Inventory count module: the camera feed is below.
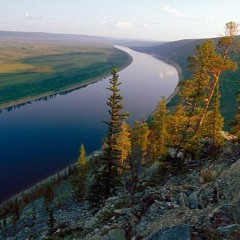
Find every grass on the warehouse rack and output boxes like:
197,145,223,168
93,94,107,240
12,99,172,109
0,39,131,108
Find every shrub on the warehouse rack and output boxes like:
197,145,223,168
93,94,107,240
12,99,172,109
200,168,218,183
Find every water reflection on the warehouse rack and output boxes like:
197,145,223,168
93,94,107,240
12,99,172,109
0,46,178,203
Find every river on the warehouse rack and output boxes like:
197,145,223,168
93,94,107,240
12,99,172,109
0,46,178,203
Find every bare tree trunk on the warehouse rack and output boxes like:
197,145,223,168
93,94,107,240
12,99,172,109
195,73,220,136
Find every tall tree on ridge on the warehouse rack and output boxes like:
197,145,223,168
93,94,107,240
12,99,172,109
95,66,129,203
175,21,239,155
194,21,239,136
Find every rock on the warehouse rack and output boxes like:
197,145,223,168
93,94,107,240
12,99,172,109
177,193,189,208
145,224,191,240
188,190,203,209
103,228,126,240
84,216,98,229
217,224,240,235
209,204,240,226
114,208,132,217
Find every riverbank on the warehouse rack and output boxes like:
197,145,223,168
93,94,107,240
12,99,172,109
0,48,133,112
0,46,179,206
149,53,183,105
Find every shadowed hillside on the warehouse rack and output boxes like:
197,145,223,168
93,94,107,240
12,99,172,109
131,37,240,129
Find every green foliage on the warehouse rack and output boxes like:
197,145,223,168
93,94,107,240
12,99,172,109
75,144,88,201
150,97,168,158
88,67,128,207
131,121,150,163
230,90,240,139
117,122,132,173
0,40,131,108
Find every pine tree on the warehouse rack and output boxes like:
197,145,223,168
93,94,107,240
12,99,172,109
89,66,128,206
202,84,224,147
117,122,131,174
175,22,239,156
193,21,239,135
167,104,187,148
150,97,168,158
132,121,150,163
76,143,87,201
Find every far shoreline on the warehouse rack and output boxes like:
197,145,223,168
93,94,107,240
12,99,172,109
0,50,133,112
0,48,182,206
149,53,183,105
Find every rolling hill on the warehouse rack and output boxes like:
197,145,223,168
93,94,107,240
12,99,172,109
131,37,240,130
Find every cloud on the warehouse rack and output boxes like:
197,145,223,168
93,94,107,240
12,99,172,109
117,21,132,29
159,69,176,79
201,15,216,22
24,12,43,20
164,5,216,22
164,5,189,19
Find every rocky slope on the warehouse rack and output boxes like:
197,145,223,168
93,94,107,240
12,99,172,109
1,142,240,240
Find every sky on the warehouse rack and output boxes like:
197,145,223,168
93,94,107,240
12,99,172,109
1,0,240,41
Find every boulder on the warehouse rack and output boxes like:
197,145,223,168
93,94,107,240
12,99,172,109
217,224,240,235
177,192,189,208
144,224,191,240
103,228,126,240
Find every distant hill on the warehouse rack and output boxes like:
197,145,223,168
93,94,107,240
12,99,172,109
0,31,163,47
0,30,111,43
131,37,240,130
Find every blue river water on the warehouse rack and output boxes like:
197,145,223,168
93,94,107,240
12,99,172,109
0,46,178,203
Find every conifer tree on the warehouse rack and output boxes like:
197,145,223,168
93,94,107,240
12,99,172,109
47,208,55,236
175,22,239,155
132,121,150,163
193,21,239,135
76,143,87,201
167,104,187,148
89,66,128,205
150,97,168,158
203,84,224,147
77,144,87,170
231,90,240,139
117,122,131,173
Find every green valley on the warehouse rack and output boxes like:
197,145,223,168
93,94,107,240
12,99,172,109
0,38,132,108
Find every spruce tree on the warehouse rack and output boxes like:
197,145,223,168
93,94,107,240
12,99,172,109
89,66,128,206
